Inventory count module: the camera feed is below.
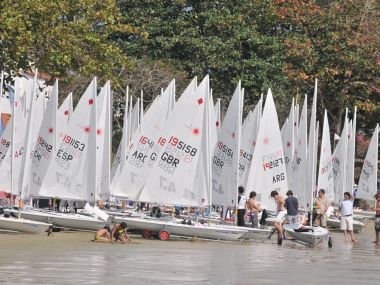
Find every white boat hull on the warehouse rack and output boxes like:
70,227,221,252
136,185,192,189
0,216,52,234
284,225,329,246
114,216,247,241
8,210,109,231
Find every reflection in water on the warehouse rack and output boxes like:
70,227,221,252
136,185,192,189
0,223,379,285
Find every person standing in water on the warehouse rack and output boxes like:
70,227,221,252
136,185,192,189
373,193,380,244
339,192,357,243
284,190,299,224
246,191,260,228
271,190,285,245
314,189,330,228
237,186,247,227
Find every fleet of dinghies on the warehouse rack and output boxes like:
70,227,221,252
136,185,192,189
0,70,378,245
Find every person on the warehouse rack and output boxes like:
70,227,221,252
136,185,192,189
372,193,380,244
313,189,330,228
284,190,298,224
339,192,357,243
271,190,286,245
111,222,131,244
237,186,247,227
246,191,260,228
94,226,112,243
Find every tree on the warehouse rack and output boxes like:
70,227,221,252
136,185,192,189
114,0,289,115
272,0,380,134
0,0,136,89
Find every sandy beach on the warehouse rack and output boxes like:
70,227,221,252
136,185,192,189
0,221,379,285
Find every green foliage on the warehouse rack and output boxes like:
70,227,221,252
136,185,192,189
272,0,380,133
114,0,289,115
0,0,135,89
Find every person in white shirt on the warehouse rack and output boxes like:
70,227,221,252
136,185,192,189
237,186,247,227
339,192,357,243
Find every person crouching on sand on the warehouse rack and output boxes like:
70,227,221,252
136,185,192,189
111,222,131,244
94,226,112,243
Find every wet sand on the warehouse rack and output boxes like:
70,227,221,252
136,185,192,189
0,222,379,285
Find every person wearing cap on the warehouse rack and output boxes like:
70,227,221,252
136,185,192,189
94,226,112,243
111,222,131,244
339,192,357,243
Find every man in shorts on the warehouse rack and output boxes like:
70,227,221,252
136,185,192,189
314,189,330,227
373,193,380,244
111,222,131,244
284,190,298,224
271,190,285,245
339,192,357,243
246,191,260,228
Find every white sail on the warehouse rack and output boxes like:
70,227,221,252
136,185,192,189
306,79,318,207
39,78,97,201
317,110,334,201
26,80,59,198
214,98,221,132
283,99,295,189
346,107,356,194
292,97,308,209
111,88,130,180
356,125,378,201
0,80,27,195
239,99,261,188
110,80,176,199
245,89,288,212
138,76,208,206
21,78,50,197
332,111,348,203
57,92,73,143
96,81,112,199
212,82,243,207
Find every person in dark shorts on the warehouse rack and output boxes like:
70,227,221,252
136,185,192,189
111,222,131,244
246,191,260,228
237,186,247,227
373,194,380,244
285,190,299,224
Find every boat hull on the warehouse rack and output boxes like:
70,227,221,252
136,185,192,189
7,210,109,231
0,216,52,234
284,225,329,246
114,216,247,241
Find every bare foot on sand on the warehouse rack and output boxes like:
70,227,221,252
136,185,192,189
351,240,357,244
371,241,380,244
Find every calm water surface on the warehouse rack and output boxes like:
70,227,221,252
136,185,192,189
0,222,379,285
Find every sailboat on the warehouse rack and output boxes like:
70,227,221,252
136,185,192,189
13,79,110,231
0,77,52,234
113,77,248,241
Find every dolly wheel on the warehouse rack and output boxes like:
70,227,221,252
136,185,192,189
158,230,170,241
142,229,152,239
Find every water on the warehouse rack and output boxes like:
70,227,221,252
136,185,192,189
0,222,379,285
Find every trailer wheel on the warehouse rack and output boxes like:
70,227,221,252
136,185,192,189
158,230,170,241
142,229,152,239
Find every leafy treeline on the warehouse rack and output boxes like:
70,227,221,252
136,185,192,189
1,0,379,134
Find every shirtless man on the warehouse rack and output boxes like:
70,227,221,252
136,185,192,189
373,193,380,244
94,226,112,243
246,191,260,228
111,222,131,244
271,190,285,245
